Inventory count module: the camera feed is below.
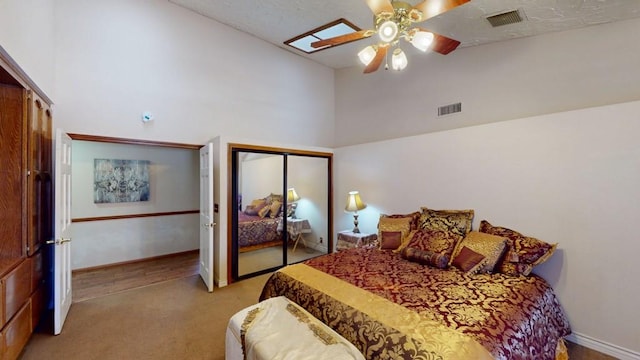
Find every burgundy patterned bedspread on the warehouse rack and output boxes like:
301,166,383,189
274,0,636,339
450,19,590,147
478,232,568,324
238,211,282,248
263,248,571,360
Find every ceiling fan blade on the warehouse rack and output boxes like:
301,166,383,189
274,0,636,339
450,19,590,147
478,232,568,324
414,28,461,54
363,46,388,74
311,30,374,49
430,33,461,54
365,0,394,14
413,0,470,22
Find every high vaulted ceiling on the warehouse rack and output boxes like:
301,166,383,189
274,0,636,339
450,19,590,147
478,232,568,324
168,0,640,69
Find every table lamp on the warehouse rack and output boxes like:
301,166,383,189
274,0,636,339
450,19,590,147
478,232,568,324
345,191,366,233
287,188,300,218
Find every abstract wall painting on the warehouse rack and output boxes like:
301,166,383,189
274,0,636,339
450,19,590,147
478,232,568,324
94,159,151,203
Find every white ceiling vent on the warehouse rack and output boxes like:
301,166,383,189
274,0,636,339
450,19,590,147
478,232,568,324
486,9,525,27
438,102,462,116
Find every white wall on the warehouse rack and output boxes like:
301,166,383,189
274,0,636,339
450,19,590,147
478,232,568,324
71,141,199,269
335,17,640,147
52,0,335,147
334,101,640,358
0,0,55,97
241,155,284,206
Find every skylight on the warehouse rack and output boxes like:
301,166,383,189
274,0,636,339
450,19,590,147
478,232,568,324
284,18,361,54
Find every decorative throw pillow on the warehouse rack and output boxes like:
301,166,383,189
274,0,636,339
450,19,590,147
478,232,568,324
265,193,283,205
452,246,487,274
244,199,267,216
418,207,474,238
479,220,557,276
403,229,463,260
258,205,270,218
377,216,412,250
400,247,449,269
379,231,403,251
380,211,421,230
499,262,534,277
268,200,282,219
244,205,257,215
452,231,507,273
250,198,267,207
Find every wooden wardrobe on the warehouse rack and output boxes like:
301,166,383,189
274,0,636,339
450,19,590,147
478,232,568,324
0,51,52,360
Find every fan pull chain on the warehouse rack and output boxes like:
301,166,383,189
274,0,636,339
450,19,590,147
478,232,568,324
384,48,390,70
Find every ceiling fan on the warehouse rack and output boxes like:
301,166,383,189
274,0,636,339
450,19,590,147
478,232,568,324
311,0,469,73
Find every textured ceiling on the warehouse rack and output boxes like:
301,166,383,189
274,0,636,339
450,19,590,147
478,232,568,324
168,0,640,69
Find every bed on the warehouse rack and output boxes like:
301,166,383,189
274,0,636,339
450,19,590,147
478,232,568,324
257,209,571,360
238,194,284,252
238,211,283,252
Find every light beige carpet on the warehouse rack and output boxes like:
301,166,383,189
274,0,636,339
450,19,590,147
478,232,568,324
20,273,272,360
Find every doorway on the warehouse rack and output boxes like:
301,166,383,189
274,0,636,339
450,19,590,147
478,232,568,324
67,134,203,299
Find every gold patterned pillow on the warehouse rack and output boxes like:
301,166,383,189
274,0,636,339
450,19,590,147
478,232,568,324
268,200,282,218
377,216,412,250
380,212,421,230
265,193,283,204
418,207,474,238
245,199,267,216
403,229,463,261
258,204,270,218
479,220,557,276
452,231,507,273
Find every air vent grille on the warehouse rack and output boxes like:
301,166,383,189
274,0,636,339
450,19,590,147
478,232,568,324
486,10,523,27
438,102,462,116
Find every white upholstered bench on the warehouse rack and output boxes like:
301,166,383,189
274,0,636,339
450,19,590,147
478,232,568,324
225,296,364,360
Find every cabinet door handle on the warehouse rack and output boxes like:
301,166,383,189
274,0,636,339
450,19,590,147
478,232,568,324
46,238,72,245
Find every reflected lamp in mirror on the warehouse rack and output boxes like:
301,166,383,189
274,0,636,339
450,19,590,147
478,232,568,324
345,191,366,233
287,188,300,218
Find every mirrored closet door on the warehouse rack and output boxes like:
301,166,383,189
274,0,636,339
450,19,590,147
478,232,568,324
231,145,332,281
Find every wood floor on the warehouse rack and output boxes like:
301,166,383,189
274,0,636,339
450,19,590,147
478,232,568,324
71,251,617,360
72,250,199,302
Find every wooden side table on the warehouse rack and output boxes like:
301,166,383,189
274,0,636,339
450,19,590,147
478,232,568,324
336,231,377,252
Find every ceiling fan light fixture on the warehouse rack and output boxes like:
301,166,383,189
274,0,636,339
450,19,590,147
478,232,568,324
391,48,408,71
410,30,434,52
358,45,377,66
378,20,398,43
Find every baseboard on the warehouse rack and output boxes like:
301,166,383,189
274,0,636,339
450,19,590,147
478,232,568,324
567,332,640,360
73,249,199,273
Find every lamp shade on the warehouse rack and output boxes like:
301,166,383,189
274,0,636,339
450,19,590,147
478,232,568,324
358,45,377,66
410,31,434,52
345,191,366,212
287,188,300,202
391,48,408,71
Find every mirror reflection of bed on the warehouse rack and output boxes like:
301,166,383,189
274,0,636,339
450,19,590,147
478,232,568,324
233,149,331,279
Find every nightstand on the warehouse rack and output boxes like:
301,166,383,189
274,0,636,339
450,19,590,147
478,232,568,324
336,230,377,252
278,218,312,252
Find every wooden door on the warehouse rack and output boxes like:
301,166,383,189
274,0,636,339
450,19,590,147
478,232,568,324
0,85,25,259
199,143,214,292
26,92,52,256
53,129,72,334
